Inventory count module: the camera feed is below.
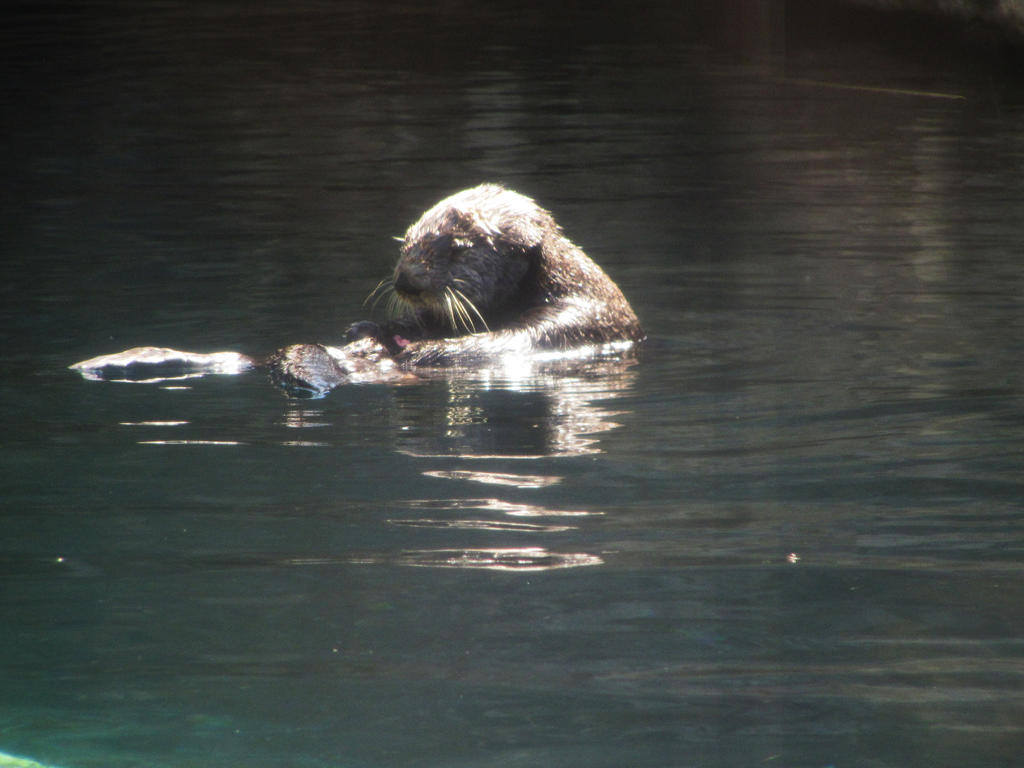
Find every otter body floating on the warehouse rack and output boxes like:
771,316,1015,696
71,184,644,397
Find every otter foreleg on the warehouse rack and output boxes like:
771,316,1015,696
266,337,415,397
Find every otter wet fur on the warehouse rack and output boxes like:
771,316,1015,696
71,184,645,396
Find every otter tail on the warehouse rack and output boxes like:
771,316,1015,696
69,346,256,383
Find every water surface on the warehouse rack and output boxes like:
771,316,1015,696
3,2,1024,767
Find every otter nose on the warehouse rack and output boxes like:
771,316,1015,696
394,269,425,298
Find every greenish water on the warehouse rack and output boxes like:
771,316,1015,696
3,2,1024,767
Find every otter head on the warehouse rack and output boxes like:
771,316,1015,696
374,184,557,334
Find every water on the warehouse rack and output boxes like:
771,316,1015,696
3,2,1024,766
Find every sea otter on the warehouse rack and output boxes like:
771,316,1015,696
71,184,644,396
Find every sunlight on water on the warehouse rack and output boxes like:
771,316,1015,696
396,497,600,518
394,547,604,571
421,469,562,488
388,518,577,533
136,439,245,446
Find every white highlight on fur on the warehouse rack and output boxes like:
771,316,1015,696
69,347,253,379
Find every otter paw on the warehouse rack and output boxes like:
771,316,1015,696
266,344,349,398
343,321,382,343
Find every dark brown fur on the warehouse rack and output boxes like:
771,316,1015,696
351,183,644,367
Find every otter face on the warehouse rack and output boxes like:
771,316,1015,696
392,233,531,326
375,184,555,335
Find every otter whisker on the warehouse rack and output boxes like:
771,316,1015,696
365,278,394,310
443,287,462,332
442,292,460,333
447,288,475,334
386,292,407,322
372,290,394,313
451,287,490,333
450,286,482,334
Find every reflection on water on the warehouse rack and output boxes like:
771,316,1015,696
376,362,639,570
136,439,244,446
396,496,599,518
272,547,602,571
421,469,561,488
392,360,639,459
355,365,637,571
388,518,576,533
118,420,190,427
394,547,604,571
